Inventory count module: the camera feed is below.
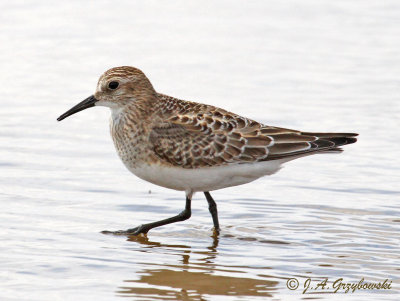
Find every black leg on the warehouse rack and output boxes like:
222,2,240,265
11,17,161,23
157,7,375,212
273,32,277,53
102,196,192,235
204,191,220,232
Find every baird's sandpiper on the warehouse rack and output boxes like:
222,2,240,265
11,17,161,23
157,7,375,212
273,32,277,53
57,66,357,235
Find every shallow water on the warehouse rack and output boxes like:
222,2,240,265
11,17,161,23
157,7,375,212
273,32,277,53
1,0,399,300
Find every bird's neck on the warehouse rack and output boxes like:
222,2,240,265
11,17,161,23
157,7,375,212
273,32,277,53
111,93,159,125
109,95,162,149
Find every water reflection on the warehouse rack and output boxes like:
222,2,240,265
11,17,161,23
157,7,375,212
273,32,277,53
117,235,278,300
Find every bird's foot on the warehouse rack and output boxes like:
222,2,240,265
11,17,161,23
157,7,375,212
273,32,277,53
101,224,148,236
212,227,220,236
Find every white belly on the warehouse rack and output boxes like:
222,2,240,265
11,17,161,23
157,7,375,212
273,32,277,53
125,160,284,192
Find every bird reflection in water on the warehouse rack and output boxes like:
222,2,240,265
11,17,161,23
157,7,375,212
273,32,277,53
116,234,278,300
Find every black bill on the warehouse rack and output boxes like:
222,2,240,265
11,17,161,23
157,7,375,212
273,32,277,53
57,95,98,121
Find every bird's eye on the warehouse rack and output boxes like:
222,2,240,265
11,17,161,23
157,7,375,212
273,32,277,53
108,81,119,90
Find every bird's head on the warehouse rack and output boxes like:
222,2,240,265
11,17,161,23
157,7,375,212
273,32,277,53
57,66,156,121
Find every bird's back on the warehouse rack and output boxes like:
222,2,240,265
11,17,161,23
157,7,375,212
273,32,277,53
150,93,357,169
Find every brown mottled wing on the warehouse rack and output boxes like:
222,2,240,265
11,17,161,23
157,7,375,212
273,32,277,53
149,110,357,168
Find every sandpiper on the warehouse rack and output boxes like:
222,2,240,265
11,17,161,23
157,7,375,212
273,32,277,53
57,66,357,235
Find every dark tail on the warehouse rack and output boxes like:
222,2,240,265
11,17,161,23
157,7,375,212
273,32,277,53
302,132,358,152
265,132,358,161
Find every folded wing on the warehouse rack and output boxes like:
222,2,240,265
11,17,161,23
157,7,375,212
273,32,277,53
149,108,357,168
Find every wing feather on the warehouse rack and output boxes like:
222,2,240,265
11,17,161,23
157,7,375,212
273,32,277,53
149,109,357,168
